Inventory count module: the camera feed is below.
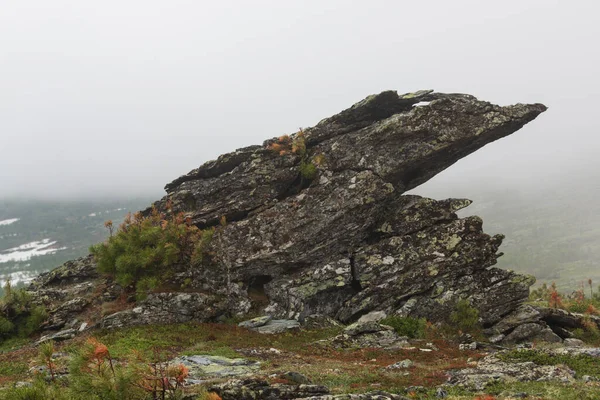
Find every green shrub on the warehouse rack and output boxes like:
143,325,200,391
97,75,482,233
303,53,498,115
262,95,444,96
449,298,480,333
380,316,427,338
90,206,214,298
299,160,317,180
0,281,47,340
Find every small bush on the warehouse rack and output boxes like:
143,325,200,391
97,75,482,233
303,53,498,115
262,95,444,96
0,281,47,340
90,205,214,298
449,299,480,334
299,161,317,180
380,316,427,338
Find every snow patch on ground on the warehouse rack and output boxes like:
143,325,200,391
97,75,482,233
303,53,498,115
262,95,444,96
0,239,68,263
0,270,37,286
0,218,20,226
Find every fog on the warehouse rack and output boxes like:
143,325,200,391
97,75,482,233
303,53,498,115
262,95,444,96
1,0,599,199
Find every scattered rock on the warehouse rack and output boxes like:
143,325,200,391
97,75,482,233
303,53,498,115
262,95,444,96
301,392,410,400
210,378,329,400
447,353,576,390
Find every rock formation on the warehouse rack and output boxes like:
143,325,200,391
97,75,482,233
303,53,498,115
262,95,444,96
28,89,565,344
147,89,546,327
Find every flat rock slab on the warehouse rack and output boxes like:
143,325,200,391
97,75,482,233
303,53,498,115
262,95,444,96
36,328,77,345
171,355,260,379
251,319,301,334
239,315,272,329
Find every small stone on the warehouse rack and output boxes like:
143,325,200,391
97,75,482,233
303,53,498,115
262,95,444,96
78,322,88,332
459,342,477,351
386,359,414,369
357,311,387,324
564,338,584,347
436,387,448,398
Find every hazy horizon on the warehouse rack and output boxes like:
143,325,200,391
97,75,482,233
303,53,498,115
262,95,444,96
2,1,599,199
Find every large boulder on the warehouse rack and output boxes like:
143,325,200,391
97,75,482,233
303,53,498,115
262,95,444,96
151,90,546,325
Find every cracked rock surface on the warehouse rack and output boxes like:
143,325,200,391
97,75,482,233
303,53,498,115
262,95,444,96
150,89,546,326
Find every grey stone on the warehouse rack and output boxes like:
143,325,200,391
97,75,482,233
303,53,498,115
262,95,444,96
358,311,387,324
36,329,76,345
502,323,562,344
447,349,581,390
252,319,300,334
459,342,477,351
211,378,330,400
345,321,389,336
239,315,272,329
386,359,413,369
564,338,585,347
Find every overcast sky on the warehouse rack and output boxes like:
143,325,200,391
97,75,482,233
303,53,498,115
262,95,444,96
1,0,598,199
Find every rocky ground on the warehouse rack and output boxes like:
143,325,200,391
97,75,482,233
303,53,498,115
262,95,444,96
1,317,600,399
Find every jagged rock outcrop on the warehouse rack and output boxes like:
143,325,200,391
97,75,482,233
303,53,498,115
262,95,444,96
148,89,546,327
28,89,555,338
